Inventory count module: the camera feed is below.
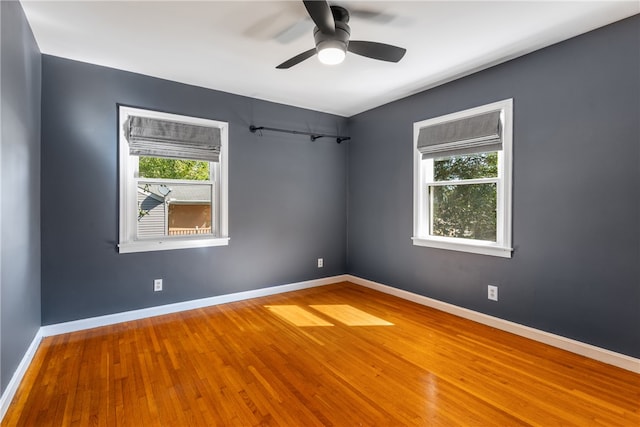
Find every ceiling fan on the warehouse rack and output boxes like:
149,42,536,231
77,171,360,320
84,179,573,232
276,1,407,69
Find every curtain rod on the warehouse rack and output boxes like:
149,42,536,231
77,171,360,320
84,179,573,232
249,125,350,144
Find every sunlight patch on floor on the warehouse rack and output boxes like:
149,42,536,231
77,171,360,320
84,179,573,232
310,305,394,326
264,305,334,327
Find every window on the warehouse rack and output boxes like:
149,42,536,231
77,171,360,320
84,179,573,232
412,99,513,257
118,106,229,253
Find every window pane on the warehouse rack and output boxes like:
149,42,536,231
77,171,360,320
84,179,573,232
430,183,497,241
138,156,210,181
434,152,498,181
137,181,213,239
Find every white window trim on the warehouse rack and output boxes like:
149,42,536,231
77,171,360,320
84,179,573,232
412,99,513,258
118,106,229,253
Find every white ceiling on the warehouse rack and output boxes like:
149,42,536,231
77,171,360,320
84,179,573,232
21,1,639,117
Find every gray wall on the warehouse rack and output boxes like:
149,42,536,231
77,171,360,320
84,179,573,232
0,0,42,392
7,7,639,383
41,56,348,325
348,16,640,357
347,16,640,358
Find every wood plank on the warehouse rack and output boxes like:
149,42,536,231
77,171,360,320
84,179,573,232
3,282,639,426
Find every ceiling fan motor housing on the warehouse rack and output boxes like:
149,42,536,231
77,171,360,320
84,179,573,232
313,6,351,54
314,24,350,54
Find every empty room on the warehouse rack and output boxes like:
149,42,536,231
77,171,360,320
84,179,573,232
1,0,639,425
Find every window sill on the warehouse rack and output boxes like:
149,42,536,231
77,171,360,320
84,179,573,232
411,236,512,258
118,237,230,253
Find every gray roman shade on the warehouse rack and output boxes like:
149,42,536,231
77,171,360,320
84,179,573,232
125,116,221,162
417,110,502,159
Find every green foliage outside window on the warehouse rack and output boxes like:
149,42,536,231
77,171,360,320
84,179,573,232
138,156,210,181
434,152,497,181
431,153,498,241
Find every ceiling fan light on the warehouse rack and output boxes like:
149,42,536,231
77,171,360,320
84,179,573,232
318,47,346,65
317,40,346,65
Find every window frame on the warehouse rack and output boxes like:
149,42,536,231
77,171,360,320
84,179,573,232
118,106,229,253
412,99,513,258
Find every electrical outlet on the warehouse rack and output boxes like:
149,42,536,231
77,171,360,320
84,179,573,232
154,279,163,292
488,285,498,301
317,258,324,268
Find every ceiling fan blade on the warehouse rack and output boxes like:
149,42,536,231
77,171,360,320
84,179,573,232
275,17,312,44
303,0,335,34
350,9,396,24
347,41,406,63
276,48,317,69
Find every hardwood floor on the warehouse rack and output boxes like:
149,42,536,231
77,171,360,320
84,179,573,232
3,282,639,426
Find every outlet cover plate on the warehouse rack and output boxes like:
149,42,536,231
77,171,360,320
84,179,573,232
488,285,498,301
154,279,163,292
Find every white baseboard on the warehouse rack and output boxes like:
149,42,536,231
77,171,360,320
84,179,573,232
40,275,350,337
346,275,640,374
0,329,43,421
